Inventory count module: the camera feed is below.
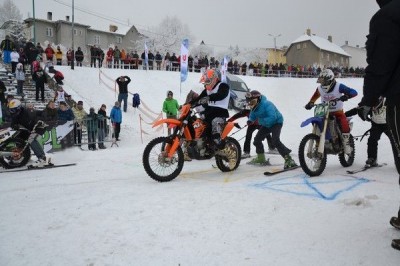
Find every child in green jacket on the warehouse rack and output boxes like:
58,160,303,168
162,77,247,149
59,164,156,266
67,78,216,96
162,90,179,135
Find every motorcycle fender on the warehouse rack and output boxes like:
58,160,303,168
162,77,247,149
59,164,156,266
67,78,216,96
221,122,234,139
301,117,323,130
152,118,182,128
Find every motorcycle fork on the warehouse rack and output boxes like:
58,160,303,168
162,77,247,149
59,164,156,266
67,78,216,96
165,122,188,158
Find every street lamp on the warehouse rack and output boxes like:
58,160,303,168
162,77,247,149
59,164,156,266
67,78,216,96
268,33,281,50
71,0,74,69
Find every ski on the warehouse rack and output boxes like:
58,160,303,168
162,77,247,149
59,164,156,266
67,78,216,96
263,165,301,176
0,163,77,173
346,163,387,174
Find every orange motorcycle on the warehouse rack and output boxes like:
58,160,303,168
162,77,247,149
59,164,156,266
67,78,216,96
142,103,242,182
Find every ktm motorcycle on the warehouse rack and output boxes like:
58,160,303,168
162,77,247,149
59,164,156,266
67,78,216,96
142,103,242,182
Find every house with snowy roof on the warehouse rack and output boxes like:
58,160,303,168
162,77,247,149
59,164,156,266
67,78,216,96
23,12,145,54
284,29,350,68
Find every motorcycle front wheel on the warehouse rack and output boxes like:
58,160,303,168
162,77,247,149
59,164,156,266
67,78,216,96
298,134,327,177
215,137,242,172
142,137,184,182
0,139,31,169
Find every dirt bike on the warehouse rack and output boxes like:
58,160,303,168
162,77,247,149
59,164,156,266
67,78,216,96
142,103,242,182
0,127,32,169
298,99,355,176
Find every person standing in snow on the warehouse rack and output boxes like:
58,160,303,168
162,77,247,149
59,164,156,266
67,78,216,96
15,63,25,99
72,101,87,147
97,104,108,149
116,75,131,112
357,0,400,251
110,101,122,141
162,90,179,135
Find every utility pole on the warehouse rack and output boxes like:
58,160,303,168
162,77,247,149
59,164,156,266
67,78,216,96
71,0,75,70
32,0,36,44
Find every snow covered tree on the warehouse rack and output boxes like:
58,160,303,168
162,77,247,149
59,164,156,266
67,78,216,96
7,21,26,47
148,16,194,54
0,0,22,26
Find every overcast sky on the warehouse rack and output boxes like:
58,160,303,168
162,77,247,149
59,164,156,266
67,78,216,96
11,0,379,50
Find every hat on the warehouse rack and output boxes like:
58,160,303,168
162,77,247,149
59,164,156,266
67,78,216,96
90,107,95,112
101,104,106,108
77,101,83,105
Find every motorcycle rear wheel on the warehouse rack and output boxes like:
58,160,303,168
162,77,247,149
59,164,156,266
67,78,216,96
0,139,31,169
298,134,327,176
142,137,184,182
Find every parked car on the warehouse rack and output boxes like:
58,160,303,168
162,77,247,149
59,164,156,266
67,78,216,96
226,73,250,110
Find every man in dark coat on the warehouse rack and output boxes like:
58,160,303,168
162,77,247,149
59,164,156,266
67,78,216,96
75,47,84,67
32,67,48,101
116,76,131,112
357,0,400,251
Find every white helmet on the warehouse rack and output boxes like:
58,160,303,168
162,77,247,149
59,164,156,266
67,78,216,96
317,69,335,92
8,99,22,114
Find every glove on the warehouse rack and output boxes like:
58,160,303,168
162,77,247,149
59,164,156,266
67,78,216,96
198,96,209,105
339,95,349,102
304,102,314,110
234,123,241,129
357,105,372,121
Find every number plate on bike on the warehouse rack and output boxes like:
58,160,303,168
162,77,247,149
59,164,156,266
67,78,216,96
314,104,329,117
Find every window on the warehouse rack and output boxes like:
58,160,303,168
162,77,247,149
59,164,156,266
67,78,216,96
327,54,330,61
73,29,77,35
94,35,100,44
46,27,53,37
79,30,83,36
303,43,307,48
296,44,301,50
116,36,122,44
321,52,324,59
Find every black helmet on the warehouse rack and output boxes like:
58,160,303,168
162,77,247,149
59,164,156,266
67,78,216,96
245,90,262,109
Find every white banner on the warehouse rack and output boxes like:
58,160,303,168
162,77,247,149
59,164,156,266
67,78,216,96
180,39,189,82
221,56,228,83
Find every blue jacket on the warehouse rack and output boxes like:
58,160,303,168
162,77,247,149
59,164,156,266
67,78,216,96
110,106,122,123
248,95,283,128
57,108,75,122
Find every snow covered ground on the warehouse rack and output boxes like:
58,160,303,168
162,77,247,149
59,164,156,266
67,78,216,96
1,66,399,266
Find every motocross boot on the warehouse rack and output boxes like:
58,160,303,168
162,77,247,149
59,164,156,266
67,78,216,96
342,133,352,155
183,150,192,161
247,153,270,166
365,158,378,167
284,155,297,169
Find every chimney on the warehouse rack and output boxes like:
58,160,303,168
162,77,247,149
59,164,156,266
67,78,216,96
47,12,53,21
109,25,118,32
345,40,349,45
66,16,70,22
306,28,311,36
328,35,332,42
356,45,360,48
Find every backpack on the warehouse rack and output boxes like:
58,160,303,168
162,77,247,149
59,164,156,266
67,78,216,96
371,98,386,124
132,93,140,108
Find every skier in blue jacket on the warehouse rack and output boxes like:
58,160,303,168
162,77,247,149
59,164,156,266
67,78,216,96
246,90,297,169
